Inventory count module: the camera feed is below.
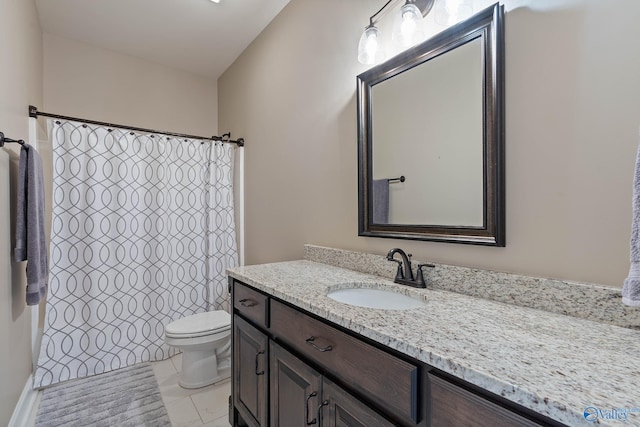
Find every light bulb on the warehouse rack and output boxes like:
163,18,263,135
392,3,425,48
358,26,384,65
401,10,417,39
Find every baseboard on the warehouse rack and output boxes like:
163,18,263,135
8,375,39,427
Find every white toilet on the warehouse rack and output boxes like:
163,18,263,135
164,310,231,389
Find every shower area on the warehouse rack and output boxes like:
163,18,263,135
28,107,243,388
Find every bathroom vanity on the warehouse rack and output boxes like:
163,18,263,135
227,257,640,426
233,281,422,426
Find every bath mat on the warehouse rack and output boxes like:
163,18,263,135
34,362,171,427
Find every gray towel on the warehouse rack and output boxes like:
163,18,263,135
15,144,48,305
372,179,389,224
623,143,640,306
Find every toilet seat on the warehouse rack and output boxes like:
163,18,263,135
165,311,230,339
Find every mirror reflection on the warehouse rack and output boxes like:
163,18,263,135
371,37,484,226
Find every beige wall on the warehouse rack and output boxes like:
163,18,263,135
43,33,218,137
0,0,42,423
219,0,640,288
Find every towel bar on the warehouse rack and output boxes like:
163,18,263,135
0,131,25,147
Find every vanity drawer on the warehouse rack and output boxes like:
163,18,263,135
428,374,543,427
233,282,269,329
270,300,419,424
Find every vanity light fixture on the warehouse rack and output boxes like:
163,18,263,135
357,0,435,65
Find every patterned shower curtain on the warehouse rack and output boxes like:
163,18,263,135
34,120,238,388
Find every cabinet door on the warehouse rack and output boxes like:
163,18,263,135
233,315,268,427
270,341,323,427
320,379,395,427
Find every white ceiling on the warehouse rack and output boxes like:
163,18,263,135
35,0,291,80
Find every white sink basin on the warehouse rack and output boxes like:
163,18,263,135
326,286,426,310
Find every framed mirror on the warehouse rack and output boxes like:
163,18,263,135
357,3,505,246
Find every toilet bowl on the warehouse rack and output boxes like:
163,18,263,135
164,310,231,389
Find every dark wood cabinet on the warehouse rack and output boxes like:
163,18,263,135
270,300,419,424
270,340,394,427
231,281,395,426
233,315,268,427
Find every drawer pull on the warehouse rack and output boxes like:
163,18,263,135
317,400,329,424
305,336,333,352
255,350,265,375
239,298,258,307
305,391,318,425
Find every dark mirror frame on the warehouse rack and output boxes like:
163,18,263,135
357,3,505,246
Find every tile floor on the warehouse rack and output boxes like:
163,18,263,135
25,353,232,427
153,353,232,427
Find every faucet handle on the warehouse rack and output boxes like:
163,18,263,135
417,262,435,270
415,263,435,287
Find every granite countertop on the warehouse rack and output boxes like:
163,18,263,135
228,260,640,427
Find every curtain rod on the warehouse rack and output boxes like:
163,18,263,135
28,105,245,147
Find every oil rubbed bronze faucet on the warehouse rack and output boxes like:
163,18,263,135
386,248,434,288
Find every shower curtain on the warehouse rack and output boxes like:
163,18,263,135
33,120,238,388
